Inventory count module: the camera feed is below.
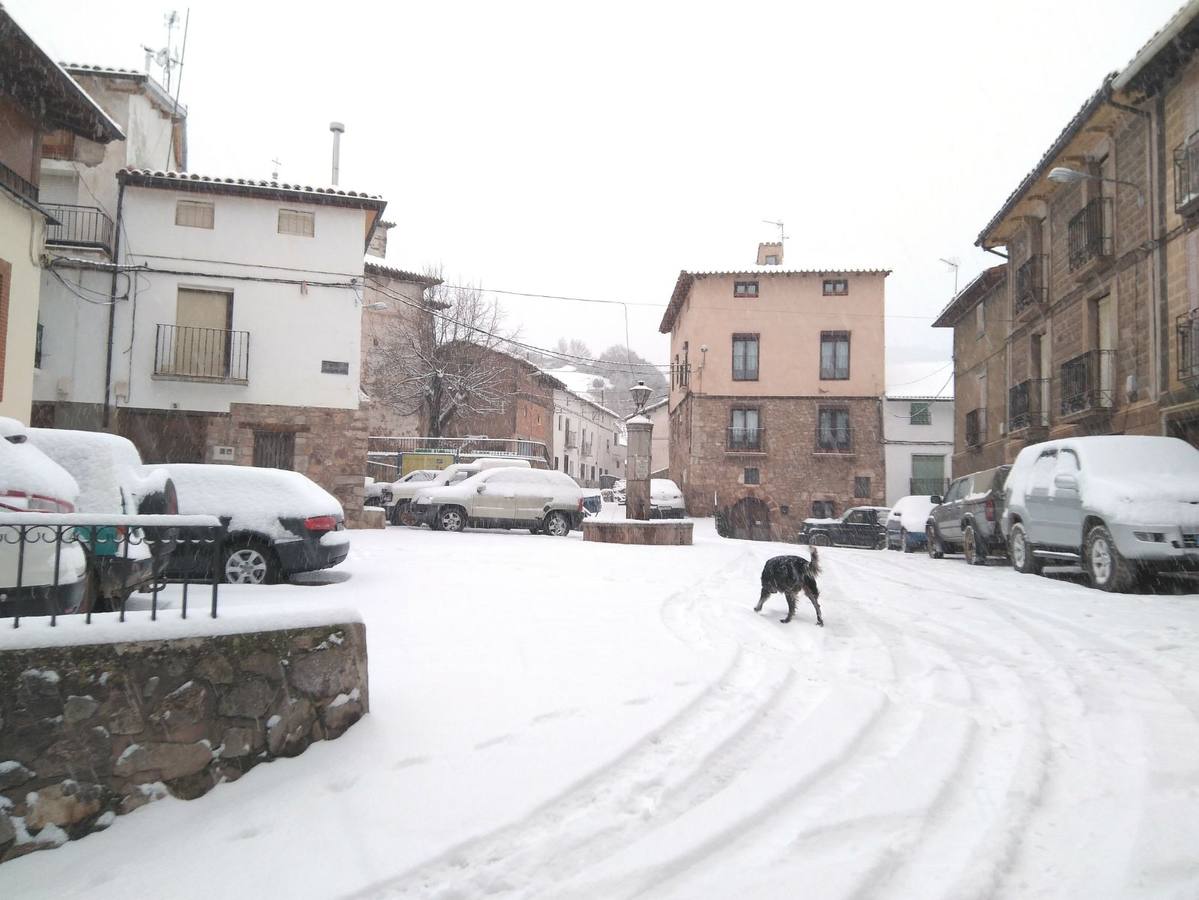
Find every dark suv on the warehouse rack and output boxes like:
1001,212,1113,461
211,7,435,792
800,506,891,549
925,465,1011,565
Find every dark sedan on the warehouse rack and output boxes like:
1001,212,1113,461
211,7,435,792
799,506,891,549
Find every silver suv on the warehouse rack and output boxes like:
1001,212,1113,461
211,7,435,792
1002,436,1199,591
413,467,585,535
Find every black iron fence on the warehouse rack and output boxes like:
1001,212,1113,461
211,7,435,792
154,323,250,382
0,159,38,206
1174,134,1199,215
1179,311,1199,384
1060,349,1115,416
727,426,764,451
1014,255,1046,314
1068,197,1113,271
43,203,115,253
1,513,225,628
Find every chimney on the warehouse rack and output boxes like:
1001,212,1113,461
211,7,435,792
367,221,394,260
329,121,345,185
757,242,783,266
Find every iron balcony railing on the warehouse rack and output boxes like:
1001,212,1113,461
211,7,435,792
1174,134,1199,216
153,323,250,383
0,159,39,207
1178,311,1199,384
43,203,115,253
910,477,949,496
1008,378,1049,432
1068,197,1113,271
1060,349,1116,416
1015,255,1046,314
965,408,986,448
815,426,852,454
726,426,765,452
564,429,578,450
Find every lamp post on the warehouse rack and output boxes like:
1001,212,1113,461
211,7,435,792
1047,166,1144,208
625,380,654,520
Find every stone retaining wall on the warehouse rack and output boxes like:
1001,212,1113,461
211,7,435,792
583,520,694,545
0,621,368,862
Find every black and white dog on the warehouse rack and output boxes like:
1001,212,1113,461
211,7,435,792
754,549,823,626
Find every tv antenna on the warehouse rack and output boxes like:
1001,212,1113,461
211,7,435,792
762,219,788,243
271,157,281,180
939,257,960,296
142,9,185,91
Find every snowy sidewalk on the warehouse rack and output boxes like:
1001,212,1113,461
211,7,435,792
3,519,1198,899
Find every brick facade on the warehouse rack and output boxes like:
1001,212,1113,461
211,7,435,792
671,393,885,540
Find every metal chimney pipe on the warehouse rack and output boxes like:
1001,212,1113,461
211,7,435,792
329,121,345,185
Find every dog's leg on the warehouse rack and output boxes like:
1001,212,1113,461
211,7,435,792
803,580,823,627
781,591,796,624
754,586,770,613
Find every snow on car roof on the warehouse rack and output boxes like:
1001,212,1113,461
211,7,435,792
0,420,79,505
28,428,164,515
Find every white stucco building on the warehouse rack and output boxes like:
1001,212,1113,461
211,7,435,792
882,395,955,504
552,388,624,487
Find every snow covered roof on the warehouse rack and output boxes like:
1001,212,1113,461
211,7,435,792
0,9,124,144
1114,0,1199,96
659,267,891,333
554,387,620,420
364,261,442,287
117,168,387,211
542,365,614,396
931,265,1006,328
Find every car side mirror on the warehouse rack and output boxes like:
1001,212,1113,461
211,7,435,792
930,495,942,505
476,484,487,494
1054,473,1078,492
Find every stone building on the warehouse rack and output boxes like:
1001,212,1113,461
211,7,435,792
661,243,889,540
941,4,1199,465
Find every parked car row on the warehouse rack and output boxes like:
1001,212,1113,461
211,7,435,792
1,417,350,618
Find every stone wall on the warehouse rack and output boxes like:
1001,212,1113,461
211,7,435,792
0,621,368,863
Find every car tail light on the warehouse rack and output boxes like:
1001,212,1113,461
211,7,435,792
984,497,995,522
0,490,74,513
164,480,179,516
577,497,584,512
305,515,338,532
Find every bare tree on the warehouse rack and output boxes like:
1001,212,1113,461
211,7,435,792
368,270,514,438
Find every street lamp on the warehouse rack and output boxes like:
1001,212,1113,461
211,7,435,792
1047,166,1144,208
629,380,652,415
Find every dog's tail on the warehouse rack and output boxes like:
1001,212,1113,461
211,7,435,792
807,546,821,577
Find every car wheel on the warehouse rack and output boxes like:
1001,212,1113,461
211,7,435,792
810,533,831,547
544,511,571,537
223,543,279,585
901,528,915,553
874,533,887,551
926,526,944,559
398,502,421,528
1008,523,1041,575
438,507,466,533
1085,524,1135,592
963,524,988,566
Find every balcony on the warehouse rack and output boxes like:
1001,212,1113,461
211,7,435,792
43,204,114,254
153,324,250,384
814,426,852,454
1060,349,1115,418
564,429,578,450
910,477,949,496
965,408,986,448
1068,197,1113,273
1014,255,1046,316
0,159,39,207
1174,134,1199,217
1178,311,1199,384
1008,378,1049,434
726,426,765,453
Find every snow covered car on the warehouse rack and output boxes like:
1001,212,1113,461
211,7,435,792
395,458,529,526
650,478,686,518
156,464,349,584
28,428,178,608
885,496,936,552
1002,436,1199,592
925,465,1011,564
581,488,603,516
382,468,440,524
413,467,584,535
612,478,626,504
0,417,88,617
799,506,891,549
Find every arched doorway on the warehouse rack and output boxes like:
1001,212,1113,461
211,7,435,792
727,497,772,542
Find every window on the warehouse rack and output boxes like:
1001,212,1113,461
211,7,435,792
817,407,851,452
820,331,850,380
253,431,295,470
845,509,871,525
34,321,43,369
171,288,233,378
744,467,760,485
175,200,214,229
321,360,349,374
854,476,871,498
764,255,778,265
734,281,759,298
812,500,836,518
729,407,761,449
823,279,848,296
732,334,759,381
591,465,596,481
975,301,985,338
278,208,315,237
909,402,931,425
910,454,945,495
558,415,562,431
554,457,559,470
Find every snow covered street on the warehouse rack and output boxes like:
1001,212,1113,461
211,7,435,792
4,516,1199,899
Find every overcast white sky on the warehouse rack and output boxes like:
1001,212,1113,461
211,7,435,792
12,0,1184,394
